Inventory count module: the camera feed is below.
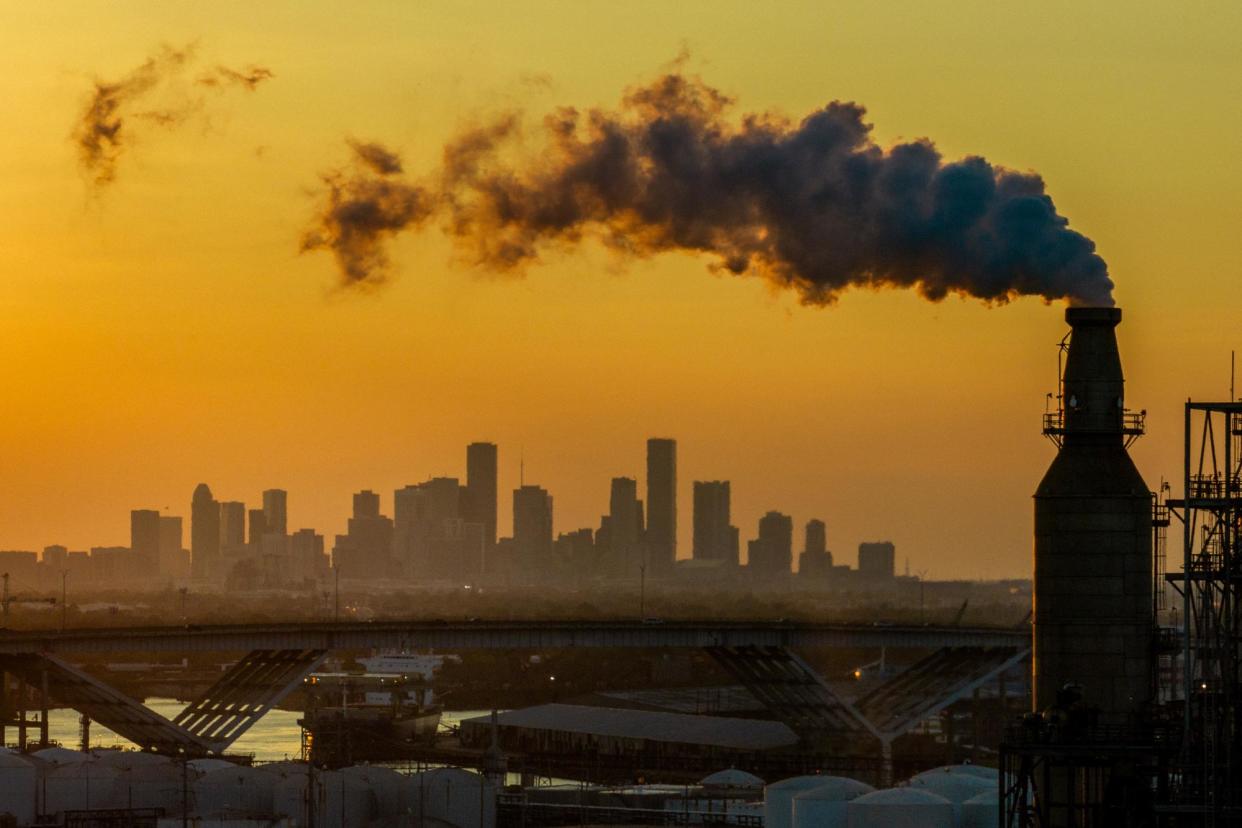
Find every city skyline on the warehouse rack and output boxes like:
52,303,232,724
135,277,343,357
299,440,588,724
2,4,1239,580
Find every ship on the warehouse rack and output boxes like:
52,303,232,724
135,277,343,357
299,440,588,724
300,654,448,764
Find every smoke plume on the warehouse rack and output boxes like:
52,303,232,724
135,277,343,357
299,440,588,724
74,45,273,189
304,70,1113,306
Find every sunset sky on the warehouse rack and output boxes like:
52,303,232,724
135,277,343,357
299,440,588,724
2,2,1240,578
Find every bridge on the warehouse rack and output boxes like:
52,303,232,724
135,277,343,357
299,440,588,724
0,619,1027,655
0,620,1031,775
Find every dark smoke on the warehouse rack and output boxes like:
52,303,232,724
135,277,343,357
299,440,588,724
74,46,273,189
299,141,433,288
304,71,1113,306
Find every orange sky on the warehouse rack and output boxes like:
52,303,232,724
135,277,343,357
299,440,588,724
2,2,1241,578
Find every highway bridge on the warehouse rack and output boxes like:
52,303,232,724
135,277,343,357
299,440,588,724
0,618,1027,655
0,619,1030,768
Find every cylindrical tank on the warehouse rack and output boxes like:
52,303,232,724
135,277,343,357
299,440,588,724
409,768,495,828
961,790,1000,827
195,764,276,815
790,777,874,828
43,762,122,816
1034,306,1152,715
342,764,407,817
0,751,37,826
765,776,841,828
846,787,953,828
273,768,375,826
907,770,994,803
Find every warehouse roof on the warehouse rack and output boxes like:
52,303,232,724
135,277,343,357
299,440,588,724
462,704,797,751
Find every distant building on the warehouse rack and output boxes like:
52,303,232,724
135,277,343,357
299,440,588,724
554,528,596,582
645,438,676,574
158,516,187,580
248,509,267,547
219,501,247,549
394,478,462,579
333,490,394,580
464,443,498,551
262,489,288,536
798,518,834,578
747,511,793,577
693,481,738,566
190,483,220,582
290,528,328,582
41,545,68,571
601,477,644,578
513,485,553,577
130,509,161,573
859,541,896,579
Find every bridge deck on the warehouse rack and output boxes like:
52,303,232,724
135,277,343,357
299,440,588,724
0,620,1027,654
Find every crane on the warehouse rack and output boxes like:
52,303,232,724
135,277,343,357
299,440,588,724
1,573,57,625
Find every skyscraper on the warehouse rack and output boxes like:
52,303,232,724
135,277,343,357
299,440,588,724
513,485,553,575
693,481,737,565
130,509,161,572
858,541,896,579
602,477,644,577
190,483,220,581
332,490,393,579
158,515,185,579
262,489,288,536
219,501,246,548
645,438,676,573
464,442,498,550
394,477,463,579
748,511,793,576
798,518,833,578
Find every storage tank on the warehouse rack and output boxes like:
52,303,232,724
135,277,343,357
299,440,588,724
272,768,375,826
790,777,874,828
907,771,994,803
0,751,37,826
342,764,407,817
961,790,1000,828
32,747,90,766
113,763,184,813
764,776,841,828
846,787,954,828
195,764,276,815
409,768,495,828
43,762,122,816
1034,306,1152,715
700,768,765,792
912,764,998,784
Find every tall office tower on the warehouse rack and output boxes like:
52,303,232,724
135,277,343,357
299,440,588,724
219,501,247,548
290,528,328,581
512,485,553,576
645,438,676,573
798,518,833,578
262,489,288,536
464,443,498,550
332,490,393,579
748,511,793,576
190,483,220,581
353,490,380,520
158,516,186,579
692,481,738,565
247,509,267,547
393,478,462,579
858,541,896,579
42,545,69,571
130,509,161,573
602,477,644,577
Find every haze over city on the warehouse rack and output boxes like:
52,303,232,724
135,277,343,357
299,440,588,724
4,5,1241,582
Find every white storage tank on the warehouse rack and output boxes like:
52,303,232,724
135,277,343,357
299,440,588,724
913,764,1000,784
700,769,765,793
846,787,954,828
195,764,277,815
272,768,375,827
961,790,1000,828
408,768,495,828
114,763,185,813
43,762,122,817
33,747,91,766
341,765,407,817
764,775,839,828
0,751,37,826
908,770,995,803
791,777,874,828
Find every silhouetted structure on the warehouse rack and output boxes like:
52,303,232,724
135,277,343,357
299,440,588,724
646,438,676,574
464,442,498,550
219,501,246,549
158,515,185,579
747,511,793,577
190,483,220,582
262,489,288,536
129,509,161,572
692,481,738,566
513,485,553,578
333,490,394,579
858,542,896,579
798,519,834,579
599,477,644,578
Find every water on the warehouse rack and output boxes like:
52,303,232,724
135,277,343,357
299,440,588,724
38,701,490,763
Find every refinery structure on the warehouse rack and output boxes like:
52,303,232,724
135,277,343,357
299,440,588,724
0,307,1239,826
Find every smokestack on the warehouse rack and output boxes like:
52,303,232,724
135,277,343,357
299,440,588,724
1034,307,1152,716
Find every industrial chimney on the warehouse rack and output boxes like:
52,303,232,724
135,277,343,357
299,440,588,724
1034,307,1153,716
